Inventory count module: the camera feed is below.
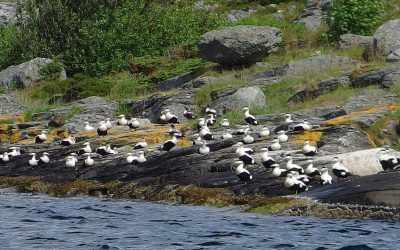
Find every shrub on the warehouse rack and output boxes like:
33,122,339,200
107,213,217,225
39,61,65,80
14,0,224,76
0,26,24,70
325,0,384,41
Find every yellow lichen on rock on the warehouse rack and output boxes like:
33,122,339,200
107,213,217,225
325,104,398,126
291,131,323,146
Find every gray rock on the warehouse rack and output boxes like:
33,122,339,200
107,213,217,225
339,34,373,49
252,56,356,80
295,0,332,31
188,76,233,89
288,74,351,104
0,94,27,114
386,48,400,62
350,63,400,88
0,2,16,26
193,0,218,11
0,58,66,89
127,92,195,123
211,86,266,111
342,89,398,114
32,96,119,131
156,70,203,91
374,19,400,59
226,10,250,23
198,25,282,65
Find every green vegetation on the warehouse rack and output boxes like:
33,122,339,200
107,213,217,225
326,0,384,41
1,0,224,76
39,61,65,80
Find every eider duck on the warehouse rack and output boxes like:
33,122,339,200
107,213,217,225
165,109,179,124
285,156,304,174
97,121,108,136
58,135,76,146
221,129,233,140
205,107,217,117
293,120,312,132
161,134,178,151
35,130,48,144
65,156,76,168
82,154,94,167
28,153,39,167
199,125,213,141
284,173,308,193
191,134,203,146
117,115,128,126
0,152,10,164
183,107,195,120
235,142,254,156
130,151,147,164
260,148,275,169
304,159,320,177
242,131,255,144
133,138,148,150
105,118,113,129
243,107,257,125
320,167,333,186
259,126,270,138
128,118,140,129
38,152,50,165
220,119,230,128
268,139,281,151
234,125,250,136
84,122,95,131
378,147,400,171
9,147,21,157
78,142,92,155
168,124,183,138
277,130,288,143
272,164,288,177
198,141,210,155
234,161,252,183
302,140,317,157
274,114,293,133
332,157,351,179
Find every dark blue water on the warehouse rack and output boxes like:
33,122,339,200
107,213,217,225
0,189,399,250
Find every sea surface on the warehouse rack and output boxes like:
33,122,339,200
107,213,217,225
0,189,399,250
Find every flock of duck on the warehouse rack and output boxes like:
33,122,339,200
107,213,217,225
0,106,399,194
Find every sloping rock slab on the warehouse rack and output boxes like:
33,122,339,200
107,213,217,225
303,171,400,207
156,69,204,91
374,19,400,60
339,34,373,49
350,64,400,88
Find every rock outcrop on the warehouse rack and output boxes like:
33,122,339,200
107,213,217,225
211,86,266,111
374,19,400,62
339,34,373,49
0,2,16,26
295,0,332,30
350,64,400,88
198,25,282,65
0,58,66,89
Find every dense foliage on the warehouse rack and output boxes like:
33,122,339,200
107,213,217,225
326,0,384,41
1,0,223,76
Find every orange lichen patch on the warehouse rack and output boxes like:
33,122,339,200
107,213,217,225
291,131,323,146
9,130,22,144
16,114,26,123
325,104,398,126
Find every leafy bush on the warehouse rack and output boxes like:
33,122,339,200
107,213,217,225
0,26,24,70
325,0,384,41
13,0,224,76
39,61,65,80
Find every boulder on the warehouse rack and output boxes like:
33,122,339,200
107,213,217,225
350,64,400,88
211,86,266,111
0,2,16,26
374,19,400,61
0,58,66,89
198,25,282,65
338,34,373,49
295,0,332,30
